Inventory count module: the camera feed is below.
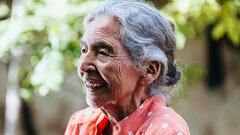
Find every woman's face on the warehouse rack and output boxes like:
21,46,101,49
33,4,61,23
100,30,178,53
78,15,142,107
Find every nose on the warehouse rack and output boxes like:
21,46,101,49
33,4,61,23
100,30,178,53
78,53,96,77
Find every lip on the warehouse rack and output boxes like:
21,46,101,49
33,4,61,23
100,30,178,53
80,71,107,93
84,80,106,93
85,86,106,96
85,83,104,90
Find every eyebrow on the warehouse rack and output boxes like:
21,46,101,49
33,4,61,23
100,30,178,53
80,39,114,53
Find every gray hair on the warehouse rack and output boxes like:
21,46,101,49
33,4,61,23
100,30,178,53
83,0,180,104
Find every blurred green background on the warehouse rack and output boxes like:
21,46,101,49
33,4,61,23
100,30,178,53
0,0,239,135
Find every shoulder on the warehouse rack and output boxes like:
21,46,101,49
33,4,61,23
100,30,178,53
144,106,191,135
64,107,103,135
68,107,102,125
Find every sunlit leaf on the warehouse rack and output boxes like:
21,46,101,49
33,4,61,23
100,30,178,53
19,88,33,103
30,50,64,92
175,31,186,50
212,22,225,40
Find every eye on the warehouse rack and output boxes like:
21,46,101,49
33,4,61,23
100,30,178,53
99,50,108,56
81,48,87,53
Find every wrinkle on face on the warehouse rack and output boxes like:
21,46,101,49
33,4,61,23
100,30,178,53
83,16,123,51
80,15,141,106
79,15,149,124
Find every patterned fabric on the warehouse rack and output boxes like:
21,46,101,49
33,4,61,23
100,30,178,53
65,96,191,135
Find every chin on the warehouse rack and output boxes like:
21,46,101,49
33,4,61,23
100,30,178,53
86,95,115,108
86,96,104,108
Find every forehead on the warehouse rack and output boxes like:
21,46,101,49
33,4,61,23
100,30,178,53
83,15,121,41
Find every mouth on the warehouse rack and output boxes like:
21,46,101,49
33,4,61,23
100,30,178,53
85,80,105,91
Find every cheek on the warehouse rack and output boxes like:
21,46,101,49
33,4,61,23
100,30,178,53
107,60,136,91
98,55,108,63
105,58,128,78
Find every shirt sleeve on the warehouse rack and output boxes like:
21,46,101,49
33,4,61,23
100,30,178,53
64,108,106,135
64,113,79,135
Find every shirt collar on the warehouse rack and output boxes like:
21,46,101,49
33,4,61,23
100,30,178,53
112,95,166,133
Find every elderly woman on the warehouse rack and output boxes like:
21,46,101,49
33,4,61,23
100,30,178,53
65,0,190,135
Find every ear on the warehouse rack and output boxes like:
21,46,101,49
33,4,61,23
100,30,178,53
141,61,161,86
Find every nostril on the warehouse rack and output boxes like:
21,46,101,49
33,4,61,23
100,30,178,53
77,68,82,78
80,72,84,78
78,55,96,72
77,65,96,79
87,64,96,71
79,63,96,73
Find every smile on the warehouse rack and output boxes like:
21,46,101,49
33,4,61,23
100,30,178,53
85,81,104,89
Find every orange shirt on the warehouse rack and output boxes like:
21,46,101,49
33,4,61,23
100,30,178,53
65,96,191,135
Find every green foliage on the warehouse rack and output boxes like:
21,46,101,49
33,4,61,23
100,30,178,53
0,0,99,101
161,0,240,48
0,1,9,19
180,62,204,88
0,0,239,102
170,62,204,106
30,50,64,95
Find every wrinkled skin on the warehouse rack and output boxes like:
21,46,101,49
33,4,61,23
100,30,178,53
79,15,143,107
78,15,159,133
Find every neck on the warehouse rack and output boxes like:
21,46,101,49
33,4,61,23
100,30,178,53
100,87,151,125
